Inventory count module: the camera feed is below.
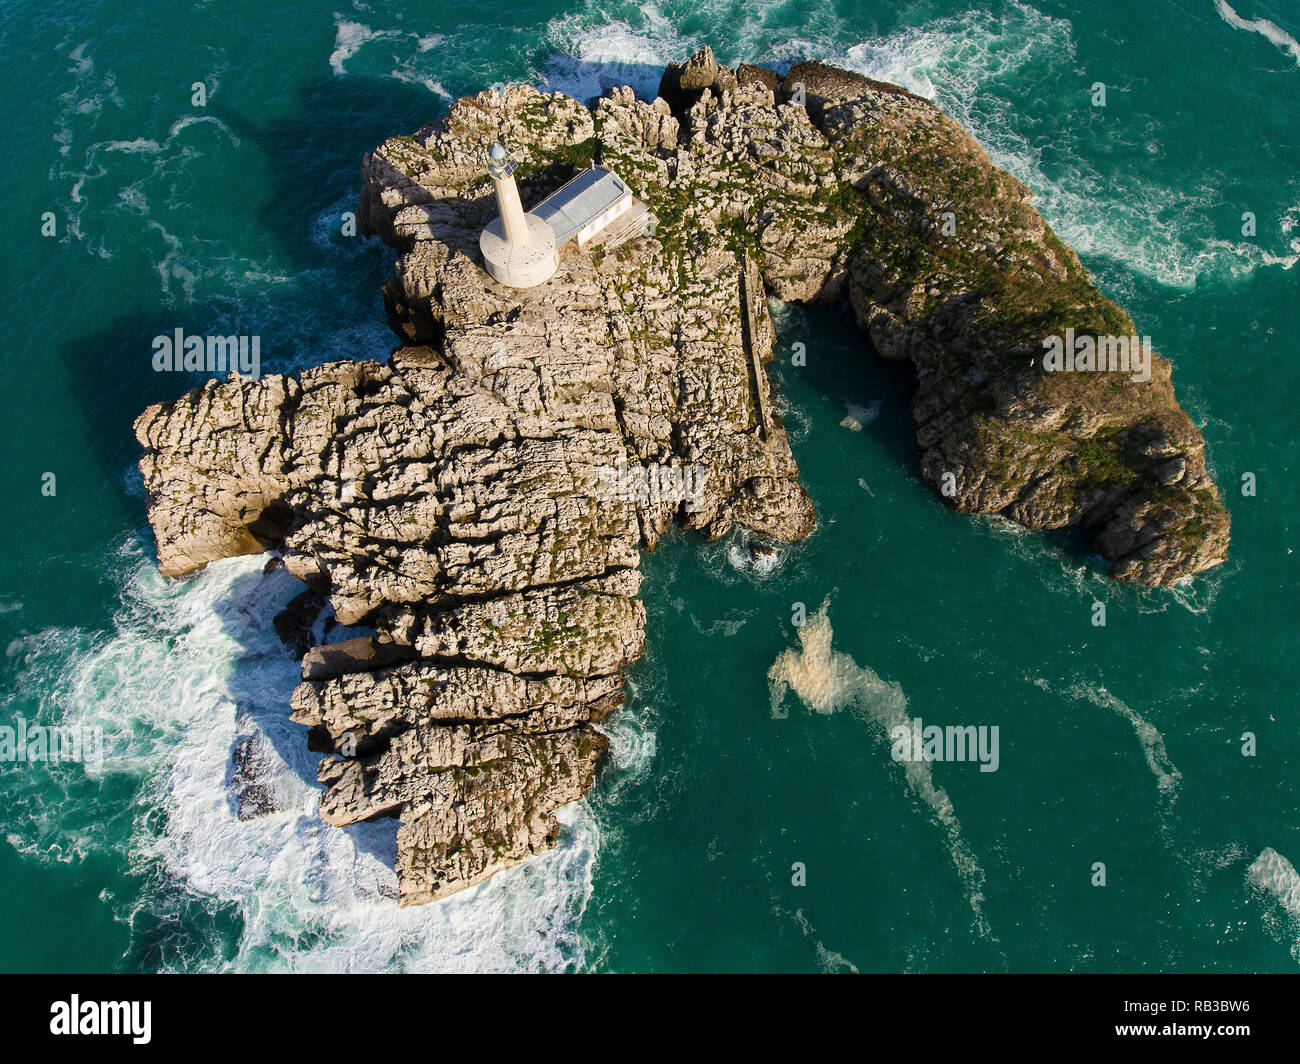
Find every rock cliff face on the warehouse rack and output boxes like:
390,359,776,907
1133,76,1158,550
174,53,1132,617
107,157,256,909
134,48,1228,904
785,62,1229,583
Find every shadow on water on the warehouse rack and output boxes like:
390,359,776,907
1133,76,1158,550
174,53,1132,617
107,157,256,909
49,57,1112,968
770,297,1103,575
56,73,441,500
778,298,919,470
216,74,442,276
53,71,445,589
44,75,456,968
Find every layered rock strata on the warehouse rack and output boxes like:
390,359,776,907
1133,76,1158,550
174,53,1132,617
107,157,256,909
134,48,1228,904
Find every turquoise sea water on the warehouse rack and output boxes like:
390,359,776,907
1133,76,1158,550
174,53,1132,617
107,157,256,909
1,0,1298,971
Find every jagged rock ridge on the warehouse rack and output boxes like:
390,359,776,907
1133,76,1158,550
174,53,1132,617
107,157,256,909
134,48,1228,904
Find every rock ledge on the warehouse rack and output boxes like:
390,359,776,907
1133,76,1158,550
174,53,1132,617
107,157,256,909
134,51,1228,903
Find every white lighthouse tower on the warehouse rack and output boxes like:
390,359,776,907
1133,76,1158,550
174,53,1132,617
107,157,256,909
479,142,558,288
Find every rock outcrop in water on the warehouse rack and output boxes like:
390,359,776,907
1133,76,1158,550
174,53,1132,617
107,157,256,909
134,47,1228,904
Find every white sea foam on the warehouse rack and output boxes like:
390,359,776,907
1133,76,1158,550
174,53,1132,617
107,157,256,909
1065,682,1182,797
691,614,747,638
52,40,122,247
1247,847,1300,963
722,529,788,578
51,50,247,271
538,0,1298,289
540,8,698,101
5,542,602,972
145,221,199,300
827,3,1300,288
768,599,994,940
349,0,1297,289
1215,0,1300,67
591,689,658,812
531,0,1294,285
329,19,399,77
329,14,456,103
53,41,120,160
388,68,455,102
535,0,813,100
793,908,860,973
726,543,782,577
166,114,240,146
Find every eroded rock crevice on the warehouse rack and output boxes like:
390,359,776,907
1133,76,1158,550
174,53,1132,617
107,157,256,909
134,49,1228,904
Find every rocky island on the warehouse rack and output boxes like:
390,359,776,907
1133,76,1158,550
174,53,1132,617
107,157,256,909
133,49,1230,905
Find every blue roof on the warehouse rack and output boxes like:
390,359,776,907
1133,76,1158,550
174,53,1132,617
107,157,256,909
530,166,630,244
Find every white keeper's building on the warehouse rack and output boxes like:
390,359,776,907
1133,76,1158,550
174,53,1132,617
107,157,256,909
479,142,653,288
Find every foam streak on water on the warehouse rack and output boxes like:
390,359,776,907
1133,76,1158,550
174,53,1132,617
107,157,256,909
1214,0,1300,66
1066,683,1183,798
1247,847,1300,963
793,908,860,973
767,600,995,941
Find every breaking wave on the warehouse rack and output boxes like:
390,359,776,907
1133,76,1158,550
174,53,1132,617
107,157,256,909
832,5,1299,287
529,0,1300,288
329,19,401,77
4,541,602,972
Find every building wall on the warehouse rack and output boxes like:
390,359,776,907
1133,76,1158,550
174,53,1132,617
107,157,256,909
576,194,632,248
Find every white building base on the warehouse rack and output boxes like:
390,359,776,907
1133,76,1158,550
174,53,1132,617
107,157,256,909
479,214,558,288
